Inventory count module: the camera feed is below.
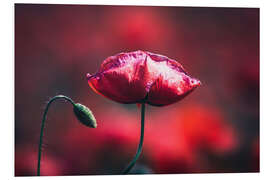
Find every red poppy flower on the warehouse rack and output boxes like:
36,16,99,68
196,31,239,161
87,50,201,106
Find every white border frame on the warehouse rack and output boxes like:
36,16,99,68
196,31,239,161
2,0,269,180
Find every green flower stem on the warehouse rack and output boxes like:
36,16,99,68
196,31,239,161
37,95,75,176
122,103,146,174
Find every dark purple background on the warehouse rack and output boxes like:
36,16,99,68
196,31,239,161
15,4,259,176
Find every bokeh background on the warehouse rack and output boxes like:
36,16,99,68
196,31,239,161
15,4,259,176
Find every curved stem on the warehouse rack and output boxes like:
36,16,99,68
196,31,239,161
122,103,146,174
37,95,75,176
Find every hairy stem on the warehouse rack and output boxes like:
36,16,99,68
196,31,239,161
122,103,146,174
37,95,75,176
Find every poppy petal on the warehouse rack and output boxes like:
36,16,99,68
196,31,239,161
87,50,201,106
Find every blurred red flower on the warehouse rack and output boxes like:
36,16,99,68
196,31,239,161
174,105,238,155
87,50,201,106
143,104,238,173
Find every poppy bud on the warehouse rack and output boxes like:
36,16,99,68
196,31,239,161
73,103,97,128
87,50,201,106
